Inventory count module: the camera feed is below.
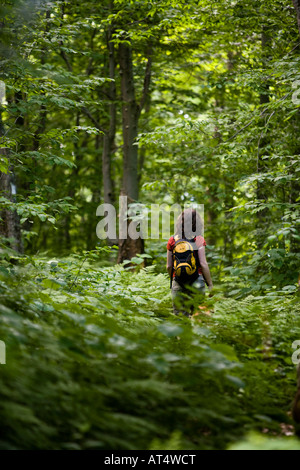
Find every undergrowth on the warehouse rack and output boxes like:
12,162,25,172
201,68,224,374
0,249,299,449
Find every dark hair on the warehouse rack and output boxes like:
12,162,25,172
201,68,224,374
175,208,203,239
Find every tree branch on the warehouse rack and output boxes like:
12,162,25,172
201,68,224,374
81,107,106,134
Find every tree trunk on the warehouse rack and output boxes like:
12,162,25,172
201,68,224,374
117,41,141,263
223,52,236,265
293,0,300,36
256,29,271,249
205,188,218,247
223,178,234,266
0,99,22,253
117,190,144,264
138,95,151,184
117,38,152,263
119,41,139,201
102,18,116,207
292,2,300,254
0,148,23,253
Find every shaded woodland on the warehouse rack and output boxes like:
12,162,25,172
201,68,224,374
0,0,299,450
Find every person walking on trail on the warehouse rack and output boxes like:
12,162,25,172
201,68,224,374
166,208,213,318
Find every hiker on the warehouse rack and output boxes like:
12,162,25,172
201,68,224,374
166,208,213,317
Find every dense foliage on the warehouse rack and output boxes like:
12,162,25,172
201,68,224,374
0,250,299,450
0,0,299,450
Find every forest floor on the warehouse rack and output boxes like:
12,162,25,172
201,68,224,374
0,253,300,450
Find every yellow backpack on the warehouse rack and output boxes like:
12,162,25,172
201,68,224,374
172,236,198,286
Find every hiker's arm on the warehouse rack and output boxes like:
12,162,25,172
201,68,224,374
166,250,173,278
198,247,213,290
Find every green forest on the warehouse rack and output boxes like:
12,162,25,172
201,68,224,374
0,0,300,451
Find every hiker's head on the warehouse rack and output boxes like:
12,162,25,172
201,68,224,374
175,208,203,239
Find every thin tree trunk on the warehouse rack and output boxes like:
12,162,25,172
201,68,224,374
119,41,139,202
117,42,141,263
223,52,236,265
256,29,271,249
138,95,151,184
205,188,218,247
0,148,23,253
102,21,116,207
291,2,300,254
293,0,300,36
64,113,82,251
0,93,22,252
